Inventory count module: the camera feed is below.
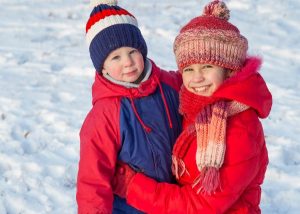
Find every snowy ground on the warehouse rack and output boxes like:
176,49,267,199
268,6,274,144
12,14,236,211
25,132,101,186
0,0,299,213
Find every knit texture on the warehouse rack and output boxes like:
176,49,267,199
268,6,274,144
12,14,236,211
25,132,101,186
173,0,248,72
86,0,147,72
172,86,249,195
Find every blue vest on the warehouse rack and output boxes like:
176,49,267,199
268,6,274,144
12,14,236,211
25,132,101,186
113,83,182,213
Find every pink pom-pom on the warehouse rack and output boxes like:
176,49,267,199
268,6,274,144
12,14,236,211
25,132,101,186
203,0,230,21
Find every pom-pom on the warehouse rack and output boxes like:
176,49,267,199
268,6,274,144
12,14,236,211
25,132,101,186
90,0,118,8
203,0,230,21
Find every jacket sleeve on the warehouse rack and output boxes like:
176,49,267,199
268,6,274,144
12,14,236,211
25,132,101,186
126,115,267,213
76,104,121,214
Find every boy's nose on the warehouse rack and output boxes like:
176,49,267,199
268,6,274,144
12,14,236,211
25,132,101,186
124,55,134,67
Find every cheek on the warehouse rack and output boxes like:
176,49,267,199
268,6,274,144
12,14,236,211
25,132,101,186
138,61,144,71
109,70,119,77
213,75,225,88
106,65,122,78
182,74,191,88
136,56,145,71
183,79,189,88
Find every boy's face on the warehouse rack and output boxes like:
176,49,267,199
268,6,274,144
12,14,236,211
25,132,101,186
103,47,144,83
182,63,227,97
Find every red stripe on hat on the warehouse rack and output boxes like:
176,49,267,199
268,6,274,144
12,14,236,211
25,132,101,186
86,8,135,33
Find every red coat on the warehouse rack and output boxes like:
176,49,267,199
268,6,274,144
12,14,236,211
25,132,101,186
125,57,272,214
76,60,182,214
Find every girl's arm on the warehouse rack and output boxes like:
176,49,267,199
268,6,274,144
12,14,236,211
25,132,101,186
127,155,262,213
124,118,267,213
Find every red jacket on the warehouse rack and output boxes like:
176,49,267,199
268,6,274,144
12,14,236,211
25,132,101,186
126,57,272,214
76,60,182,214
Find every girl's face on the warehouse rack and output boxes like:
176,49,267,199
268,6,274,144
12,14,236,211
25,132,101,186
182,63,228,96
103,47,144,83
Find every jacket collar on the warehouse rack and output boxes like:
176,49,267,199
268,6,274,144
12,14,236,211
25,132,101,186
213,57,272,118
102,58,152,88
92,58,161,105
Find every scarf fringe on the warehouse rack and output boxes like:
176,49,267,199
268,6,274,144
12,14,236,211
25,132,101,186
192,167,221,195
172,155,190,179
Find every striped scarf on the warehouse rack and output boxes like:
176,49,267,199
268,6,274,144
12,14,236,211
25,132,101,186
172,86,249,195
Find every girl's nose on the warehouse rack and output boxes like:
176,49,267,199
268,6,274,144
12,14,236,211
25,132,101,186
192,70,204,82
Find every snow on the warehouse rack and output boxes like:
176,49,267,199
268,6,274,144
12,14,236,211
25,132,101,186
0,0,299,213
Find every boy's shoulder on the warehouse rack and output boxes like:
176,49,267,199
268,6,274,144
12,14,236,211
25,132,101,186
91,97,121,116
83,97,121,126
150,59,182,92
80,98,121,138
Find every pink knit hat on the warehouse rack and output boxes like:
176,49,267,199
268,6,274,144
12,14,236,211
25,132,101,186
174,0,248,72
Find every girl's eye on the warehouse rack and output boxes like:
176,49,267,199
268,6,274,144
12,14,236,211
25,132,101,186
183,68,193,72
203,65,213,69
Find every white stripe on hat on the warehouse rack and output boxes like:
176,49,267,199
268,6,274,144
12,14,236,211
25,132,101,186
86,14,138,46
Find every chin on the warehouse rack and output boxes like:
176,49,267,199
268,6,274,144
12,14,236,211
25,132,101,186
127,77,139,83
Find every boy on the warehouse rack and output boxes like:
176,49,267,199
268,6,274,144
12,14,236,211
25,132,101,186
76,0,182,213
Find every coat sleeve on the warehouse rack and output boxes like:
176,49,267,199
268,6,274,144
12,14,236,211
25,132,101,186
76,104,121,214
126,115,267,214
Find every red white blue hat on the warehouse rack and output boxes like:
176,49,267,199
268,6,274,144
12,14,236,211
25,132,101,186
86,0,147,72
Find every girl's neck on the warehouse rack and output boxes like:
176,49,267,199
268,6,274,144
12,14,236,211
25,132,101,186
179,86,220,122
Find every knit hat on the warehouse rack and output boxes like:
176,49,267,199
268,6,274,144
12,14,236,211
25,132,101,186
86,0,148,72
174,0,248,72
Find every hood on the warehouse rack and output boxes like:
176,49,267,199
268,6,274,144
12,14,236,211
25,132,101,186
91,59,161,105
213,57,272,118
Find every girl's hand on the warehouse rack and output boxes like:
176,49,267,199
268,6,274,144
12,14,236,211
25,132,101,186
112,161,136,198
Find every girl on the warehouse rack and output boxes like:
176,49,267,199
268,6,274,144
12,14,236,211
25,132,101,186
112,1,272,213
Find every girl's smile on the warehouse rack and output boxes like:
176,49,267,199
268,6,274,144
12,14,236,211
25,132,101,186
182,64,226,97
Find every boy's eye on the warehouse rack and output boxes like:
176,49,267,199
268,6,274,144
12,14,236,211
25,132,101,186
129,49,137,54
111,55,120,60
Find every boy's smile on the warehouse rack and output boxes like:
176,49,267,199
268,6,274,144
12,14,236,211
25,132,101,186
103,47,145,83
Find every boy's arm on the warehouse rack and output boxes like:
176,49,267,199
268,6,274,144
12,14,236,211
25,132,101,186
76,107,121,214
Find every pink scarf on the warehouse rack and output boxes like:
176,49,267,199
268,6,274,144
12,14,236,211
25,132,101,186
172,87,249,195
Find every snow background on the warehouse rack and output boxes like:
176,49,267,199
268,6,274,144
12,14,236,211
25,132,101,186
0,0,300,213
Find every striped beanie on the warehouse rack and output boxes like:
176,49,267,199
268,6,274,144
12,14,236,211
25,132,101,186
86,0,147,72
174,0,248,72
